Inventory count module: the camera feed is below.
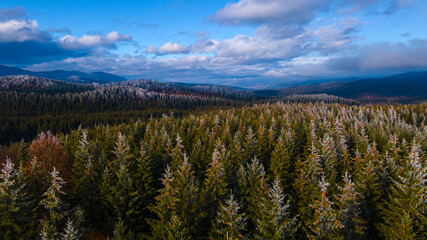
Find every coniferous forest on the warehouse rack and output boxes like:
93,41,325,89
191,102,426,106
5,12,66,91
1,96,426,239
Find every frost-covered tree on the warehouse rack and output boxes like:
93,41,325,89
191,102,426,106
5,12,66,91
336,172,364,239
381,140,427,239
211,193,246,240
60,219,80,240
310,175,342,239
255,179,296,240
0,158,34,239
40,168,66,240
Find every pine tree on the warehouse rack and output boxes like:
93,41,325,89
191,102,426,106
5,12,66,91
211,193,246,240
109,163,142,236
381,140,427,239
134,143,155,230
255,179,296,240
201,149,229,236
353,145,382,239
40,167,66,240
73,130,91,190
238,157,269,237
293,144,323,238
173,154,201,238
112,133,133,169
242,127,257,163
335,172,364,240
170,134,185,171
320,134,338,186
148,166,188,239
310,175,342,239
60,219,80,240
269,136,292,191
113,217,127,240
0,158,34,240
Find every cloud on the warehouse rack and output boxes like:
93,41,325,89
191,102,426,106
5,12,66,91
0,41,85,65
146,42,190,54
383,0,416,14
210,0,330,25
0,6,134,65
58,31,131,50
340,0,416,14
0,19,51,42
327,39,427,73
47,27,72,34
0,6,26,20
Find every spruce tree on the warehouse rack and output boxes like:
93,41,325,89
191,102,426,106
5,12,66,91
255,179,296,240
211,193,246,240
238,157,269,237
335,172,364,239
173,154,201,238
40,167,66,240
60,219,80,240
381,140,427,239
269,137,292,191
202,148,229,234
0,158,34,239
310,175,342,239
148,166,189,239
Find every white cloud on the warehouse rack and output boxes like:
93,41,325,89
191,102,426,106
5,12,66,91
57,31,131,50
210,0,329,25
0,19,50,42
146,42,190,54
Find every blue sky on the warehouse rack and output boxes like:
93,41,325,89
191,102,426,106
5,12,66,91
1,0,427,88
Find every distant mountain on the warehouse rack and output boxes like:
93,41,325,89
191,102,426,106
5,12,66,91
0,75,94,93
259,71,427,103
0,65,125,84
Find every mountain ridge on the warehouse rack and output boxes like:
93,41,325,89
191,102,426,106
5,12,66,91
0,65,125,84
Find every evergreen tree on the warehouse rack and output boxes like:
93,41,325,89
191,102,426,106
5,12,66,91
113,133,133,169
40,167,66,240
60,219,80,240
354,155,382,239
134,143,155,229
310,175,342,239
202,149,229,225
238,157,269,237
0,158,34,239
173,154,201,238
170,134,185,171
381,140,427,239
211,193,246,240
335,172,364,240
255,179,296,240
73,130,91,190
148,166,188,239
113,217,128,240
269,136,292,191
242,127,257,163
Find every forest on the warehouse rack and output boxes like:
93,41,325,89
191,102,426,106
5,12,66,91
1,99,426,239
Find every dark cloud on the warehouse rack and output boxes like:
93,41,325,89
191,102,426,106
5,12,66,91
327,39,427,72
0,41,86,64
0,6,133,65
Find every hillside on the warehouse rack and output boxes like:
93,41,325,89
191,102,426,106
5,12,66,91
0,65,125,84
269,71,427,103
0,75,94,93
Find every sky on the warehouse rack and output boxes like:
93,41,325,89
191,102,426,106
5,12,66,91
1,0,427,88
